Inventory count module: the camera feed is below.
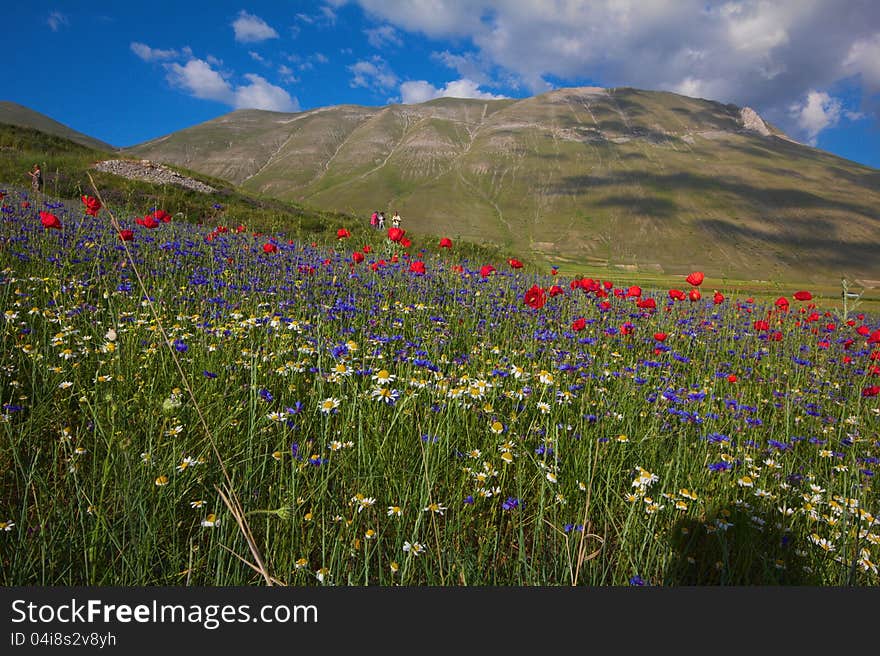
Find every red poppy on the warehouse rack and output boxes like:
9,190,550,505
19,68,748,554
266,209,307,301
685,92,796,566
387,227,405,242
626,285,642,298
688,289,701,302
118,229,134,241
409,260,426,275
390,255,399,263
137,216,159,229
713,291,724,305
620,322,634,335
81,195,101,216
774,297,790,311
0,191,5,200
439,237,453,248
352,251,365,263
263,242,278,253
452,264,464,274
21,201,29,208
400,237,412,248
337,228,350,239
686,271,704,287
653,332,668,342
598,301,611,311
507,258,523,269
153,209,172,223
727,374,738,383
769,331,783,341
236,225,246,233
856,325,871,336
862,386,880,397
480,264,495,278
793,290,812,301
754,320,769,331
668,289,686,301
548,285,564,297
523,285,546,309
636,297,656,310
571,317,587,332
39,211,62,230
867,330,880,345
362,245,372,254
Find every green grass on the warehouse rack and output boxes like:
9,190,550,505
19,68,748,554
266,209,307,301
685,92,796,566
1,179,878,586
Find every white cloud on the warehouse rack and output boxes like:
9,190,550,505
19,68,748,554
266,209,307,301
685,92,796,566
366,25,402,49
789,90,842,145
400,78,507,104
234,74,299,112
166,59,234,104
164,58,298,112
843,32,880,91
349,57,399,91
131,42,181,62
249,51,265,63
723,1,791,54
47,11,68,32
279,64,299,84
232,10,279,43
341,0,880,140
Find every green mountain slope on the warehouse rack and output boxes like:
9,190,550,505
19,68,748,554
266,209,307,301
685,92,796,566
0,101,116,152
126,87,880,282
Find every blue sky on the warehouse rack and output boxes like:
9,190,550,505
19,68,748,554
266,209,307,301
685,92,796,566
3,1,879,169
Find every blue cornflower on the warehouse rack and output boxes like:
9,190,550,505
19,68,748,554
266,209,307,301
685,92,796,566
463,496,474,505
173,339,188,353
708,461,733,472
629,575,647,586
502,497,520,511
203,370,217,378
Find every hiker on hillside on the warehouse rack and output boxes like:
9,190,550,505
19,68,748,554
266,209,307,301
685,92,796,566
391,211,401,228
28,164,43,193
370,210,378,229
378,212,385,229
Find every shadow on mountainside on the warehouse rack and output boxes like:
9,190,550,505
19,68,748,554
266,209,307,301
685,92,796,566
551,170,879,219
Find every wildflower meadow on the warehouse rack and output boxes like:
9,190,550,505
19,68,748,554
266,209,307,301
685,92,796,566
1,186,879,587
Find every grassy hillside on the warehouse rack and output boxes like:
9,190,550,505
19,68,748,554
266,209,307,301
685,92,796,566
126,87,880,284
0,121,513,264
0,101,116,152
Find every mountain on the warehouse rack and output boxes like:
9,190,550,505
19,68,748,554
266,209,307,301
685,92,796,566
124,87,880,283
0,101,116,152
